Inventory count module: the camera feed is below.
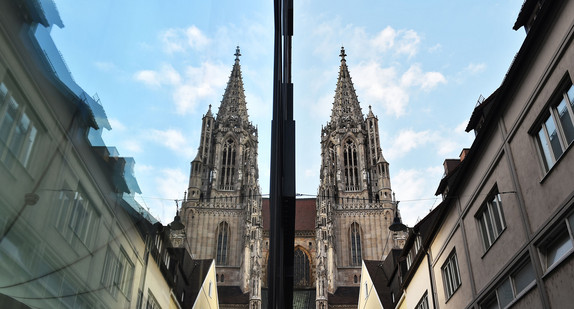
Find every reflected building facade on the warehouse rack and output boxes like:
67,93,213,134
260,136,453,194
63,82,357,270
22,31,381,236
0,1,193,308
183,47,263,309
183,47,405,308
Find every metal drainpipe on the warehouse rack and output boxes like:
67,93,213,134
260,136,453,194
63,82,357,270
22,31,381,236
426,250,437,309
137,233,151,308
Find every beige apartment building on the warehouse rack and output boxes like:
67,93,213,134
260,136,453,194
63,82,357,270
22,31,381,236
0,1,197,308
395,0,574,308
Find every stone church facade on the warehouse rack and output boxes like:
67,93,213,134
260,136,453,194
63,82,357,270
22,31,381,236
182,47,404,308
182,47,263,309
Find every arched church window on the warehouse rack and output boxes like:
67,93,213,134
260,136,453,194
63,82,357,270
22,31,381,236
294,248,310,287
344,140,359,191
350,222,362,266
216,222,230,265
220,139,236,190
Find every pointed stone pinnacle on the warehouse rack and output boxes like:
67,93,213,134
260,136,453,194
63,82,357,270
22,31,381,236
340,46,347,61
235,46,241,61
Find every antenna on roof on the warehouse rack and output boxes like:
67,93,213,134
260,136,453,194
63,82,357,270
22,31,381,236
476,94,485,107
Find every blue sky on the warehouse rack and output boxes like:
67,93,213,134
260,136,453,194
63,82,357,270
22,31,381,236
50,0,526,226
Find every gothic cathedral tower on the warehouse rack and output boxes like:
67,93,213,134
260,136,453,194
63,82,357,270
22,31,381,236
183,47,263,309
315,47,400,307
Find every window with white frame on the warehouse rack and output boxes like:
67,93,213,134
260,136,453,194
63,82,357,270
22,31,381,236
480,261,535,309
416,292,429,309
535,82,574,172
0,77,38,169
146,290,161,309
476,190,506,251
101,247,134,298
55,187,99,248
539,212,574,271
442,250,462,299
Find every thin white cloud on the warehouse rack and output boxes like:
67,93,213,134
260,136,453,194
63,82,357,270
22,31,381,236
455,120,469,133
464,62,487,75
108,118,125,131
186,26,210,49
371,26,396,52
134,70,160,87
160,25,210,54
94,61,116,72
304,168,317,178
428,43,442,53
134,61,228,115
353,62,408,117
147,128,195,157
123,140,143,154
392,166,444,226
386,126,473,159
395,29,421,58
387,129,432,159
401,64,446,91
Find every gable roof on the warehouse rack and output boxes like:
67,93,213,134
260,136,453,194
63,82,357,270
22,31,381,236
262,198,316,231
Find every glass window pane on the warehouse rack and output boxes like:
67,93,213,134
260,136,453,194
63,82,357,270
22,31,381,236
513,262,535,294
9,112,29,157
490,199,504,236
480,215,492,249
546,232,573,268
497,278,513,308
482,296,499,309
0,82,7,102
0,97,18,143
537,128,553,170
21,125,36,166
557,99,574,145
567,85,574,107
545,115,564,160
484,209,495,246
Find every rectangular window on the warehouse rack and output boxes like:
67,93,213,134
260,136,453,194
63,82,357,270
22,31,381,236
416,292,429,309
442,250,462,299
476,191,506,251
0,79,38,168
55,187,99,248
480,260,535,309
536,83,574,172
539,212,574,271
102,248,134,298
146,290,161,309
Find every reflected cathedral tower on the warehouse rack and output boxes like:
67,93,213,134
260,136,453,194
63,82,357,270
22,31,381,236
315,47,403,308
182,47,263,309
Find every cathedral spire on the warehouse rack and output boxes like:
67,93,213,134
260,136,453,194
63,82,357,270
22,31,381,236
330,47,363,125
217,46,250,124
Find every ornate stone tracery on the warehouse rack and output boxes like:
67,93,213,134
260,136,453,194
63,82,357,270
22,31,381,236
183,47,262,308
316,47,401,299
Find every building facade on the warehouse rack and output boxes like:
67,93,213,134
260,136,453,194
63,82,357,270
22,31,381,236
182,47,405,308
0,1,187,308
182,47,263,309
396,1,574,308
314,47,404,308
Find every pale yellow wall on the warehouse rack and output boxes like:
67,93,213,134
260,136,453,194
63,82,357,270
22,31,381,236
402,254,432,309
357,261,383,309
144,257,175,309
193,260,219,309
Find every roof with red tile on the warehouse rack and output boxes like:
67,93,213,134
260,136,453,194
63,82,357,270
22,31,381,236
262,198,316,231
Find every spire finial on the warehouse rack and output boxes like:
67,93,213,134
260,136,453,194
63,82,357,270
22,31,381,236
235,46,241,61
340,46,347,61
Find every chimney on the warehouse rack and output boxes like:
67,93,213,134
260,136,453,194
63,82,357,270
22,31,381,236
459,148,470,162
